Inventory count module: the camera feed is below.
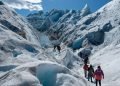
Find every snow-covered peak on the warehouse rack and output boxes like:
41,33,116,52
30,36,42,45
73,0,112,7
27,5,91,32
53,0,120,50
80,4,91,17
27,9,67,31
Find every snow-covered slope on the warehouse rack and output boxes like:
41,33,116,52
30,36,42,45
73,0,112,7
0,2,89,86
70,0,120,49
76,0,120,86
1,0,120,86
28,0,120,86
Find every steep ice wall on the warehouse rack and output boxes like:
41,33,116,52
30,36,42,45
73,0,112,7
0,4,40,45
0,3,44,67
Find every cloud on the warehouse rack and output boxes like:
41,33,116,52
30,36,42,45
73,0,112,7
2,0,43,11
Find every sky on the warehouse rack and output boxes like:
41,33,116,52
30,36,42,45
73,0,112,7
1,0,111,16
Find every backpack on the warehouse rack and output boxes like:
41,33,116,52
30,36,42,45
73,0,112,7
84,57,88,64
95,69,103,76
83,64,89,70
88,67,94,74
57,45,61,50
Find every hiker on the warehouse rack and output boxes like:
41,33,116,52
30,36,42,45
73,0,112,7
84,55,89,64
53,39,61,53
88,65,94,82
54,45,56,51
83,63,89,78
57,45,61,53
94,66,104,86
78,48,91,64
54,45,61,53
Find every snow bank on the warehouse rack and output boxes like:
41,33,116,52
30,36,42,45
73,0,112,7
0,61,88,86
89,25,120,86
1,71,41,86
56,73,86,86
62,49,82,69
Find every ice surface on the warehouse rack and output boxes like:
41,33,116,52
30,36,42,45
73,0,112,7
1,0,120,86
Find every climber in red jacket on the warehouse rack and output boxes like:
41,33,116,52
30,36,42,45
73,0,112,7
94,66,104,86
83,63,89,78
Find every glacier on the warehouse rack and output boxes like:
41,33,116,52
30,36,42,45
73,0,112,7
1,0,120,86
0,2,89,86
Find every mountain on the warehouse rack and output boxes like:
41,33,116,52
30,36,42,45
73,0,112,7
0,2,89,86
1,0,120,86
27,0,120,86
27,9,65,32
27,4,90,33
27,4,91,48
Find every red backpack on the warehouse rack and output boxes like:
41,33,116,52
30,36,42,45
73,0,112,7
94,69,104,80
83,64,89,70
95,69,103,76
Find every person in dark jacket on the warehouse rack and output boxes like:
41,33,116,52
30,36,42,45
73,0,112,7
52,40,61,53
84,56,89,64
57,45,61,53
94,66,104,86
88,65,94,82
